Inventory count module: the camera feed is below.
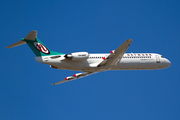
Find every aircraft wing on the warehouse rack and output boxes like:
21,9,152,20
98,39,133,67
51,72,96,85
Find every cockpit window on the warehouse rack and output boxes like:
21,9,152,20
161,56,165,58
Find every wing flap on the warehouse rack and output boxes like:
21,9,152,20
98,39,132,67
51,72,96,85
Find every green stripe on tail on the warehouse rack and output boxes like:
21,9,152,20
22,38,65,56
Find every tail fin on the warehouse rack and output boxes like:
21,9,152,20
6,31,37,48
6,31,65,56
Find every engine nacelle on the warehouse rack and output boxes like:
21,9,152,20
65,52,89,61
65,76,74,80
73,73,83,77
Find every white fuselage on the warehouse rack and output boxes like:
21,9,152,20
35,53,171,72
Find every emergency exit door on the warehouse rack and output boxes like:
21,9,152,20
155,55,160,63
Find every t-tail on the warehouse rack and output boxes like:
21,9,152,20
6,31,65,56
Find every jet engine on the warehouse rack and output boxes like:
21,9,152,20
64,52,89,61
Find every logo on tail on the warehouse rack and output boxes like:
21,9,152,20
34,42,50,54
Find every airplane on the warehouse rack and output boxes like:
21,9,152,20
6,31,171,85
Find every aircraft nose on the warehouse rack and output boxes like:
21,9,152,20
165,59,171,68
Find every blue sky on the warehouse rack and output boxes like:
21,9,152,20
1,0,180,120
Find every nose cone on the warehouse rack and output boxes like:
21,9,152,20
165,59,171,68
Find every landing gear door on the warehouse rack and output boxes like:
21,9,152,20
155,55,160,63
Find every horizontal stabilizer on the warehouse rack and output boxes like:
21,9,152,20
24,31,37,40
6,31,37,48
6,40,26,48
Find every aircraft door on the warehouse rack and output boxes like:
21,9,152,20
155,55,160,63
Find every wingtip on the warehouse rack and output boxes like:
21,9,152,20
127,39,133,42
